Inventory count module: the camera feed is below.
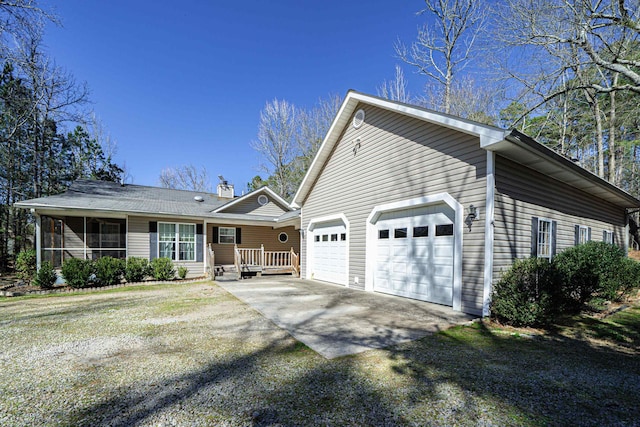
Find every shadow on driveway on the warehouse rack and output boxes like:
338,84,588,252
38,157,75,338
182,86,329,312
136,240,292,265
217,277,476,358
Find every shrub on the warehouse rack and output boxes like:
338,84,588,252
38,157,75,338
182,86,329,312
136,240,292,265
177,266,188,280
33,261,57,289
61,258,94,288
491,257,559,327
15,249,37,284
553,241,628,307
93,257,125,287
151,257,175,281
125,257,150,283
611,257,640,301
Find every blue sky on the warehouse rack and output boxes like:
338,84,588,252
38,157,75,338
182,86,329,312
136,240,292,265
44,1,425,192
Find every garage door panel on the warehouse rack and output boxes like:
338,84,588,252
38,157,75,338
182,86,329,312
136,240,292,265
311,222,347,285
374,204,454,306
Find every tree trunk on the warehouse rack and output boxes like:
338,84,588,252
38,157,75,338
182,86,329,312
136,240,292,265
608,73,619,185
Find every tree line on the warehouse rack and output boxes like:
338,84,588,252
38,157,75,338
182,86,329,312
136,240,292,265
0,1,122,271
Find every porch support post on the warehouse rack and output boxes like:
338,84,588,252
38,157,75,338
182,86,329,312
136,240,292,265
83,216,87,260
261,244,265,268
34,211,41,270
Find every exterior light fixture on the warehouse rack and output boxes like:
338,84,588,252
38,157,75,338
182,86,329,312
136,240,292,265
469,204,478,221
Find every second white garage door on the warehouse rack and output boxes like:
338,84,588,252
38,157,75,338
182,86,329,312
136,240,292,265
311,221,347,285
374,204,454,306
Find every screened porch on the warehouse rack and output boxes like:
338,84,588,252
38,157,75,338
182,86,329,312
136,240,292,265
39,215,126,268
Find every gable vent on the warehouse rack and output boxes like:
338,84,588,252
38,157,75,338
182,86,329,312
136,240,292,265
353,109,365,129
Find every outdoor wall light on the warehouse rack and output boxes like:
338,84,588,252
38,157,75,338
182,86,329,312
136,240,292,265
469,204,478,221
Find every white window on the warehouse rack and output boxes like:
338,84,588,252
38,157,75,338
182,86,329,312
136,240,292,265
159,222,196,261
537,219,553,259
603,230,614,244
578,226,590,244
219,227,236,244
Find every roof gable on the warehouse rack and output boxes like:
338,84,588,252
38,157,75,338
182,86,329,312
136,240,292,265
213,186,292,215
291,90,508,208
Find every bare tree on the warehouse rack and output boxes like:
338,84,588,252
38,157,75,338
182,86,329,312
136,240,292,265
251,99,298,198
377,65,412,103
159,164,211,192
499,0,640,95
497,0,640,181
296,94,341,168
395,0,488,114
417,75,497,124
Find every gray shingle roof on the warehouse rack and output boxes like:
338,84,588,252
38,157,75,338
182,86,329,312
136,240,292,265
15,180,300,224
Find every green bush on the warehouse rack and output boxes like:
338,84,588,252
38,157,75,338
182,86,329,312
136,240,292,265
554,241,629,306
15,249,37,284
93,257,125,287
151,257,175,281
611,257,640,301
125,257,150,282
61,258,94,288
177,266,188,280
491,257,559,327
33,261,57,289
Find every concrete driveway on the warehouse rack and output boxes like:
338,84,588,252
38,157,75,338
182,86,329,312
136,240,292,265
217,277,476,359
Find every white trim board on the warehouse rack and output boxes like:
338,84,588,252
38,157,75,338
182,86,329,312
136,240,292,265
483,151,495,317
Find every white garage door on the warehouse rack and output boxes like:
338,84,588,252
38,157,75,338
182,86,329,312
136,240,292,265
374,204,454,306
311,221,347,285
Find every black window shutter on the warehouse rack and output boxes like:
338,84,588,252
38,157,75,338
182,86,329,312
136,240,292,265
149,221,157,260
612,232,616,245
588,227,592,241
196,224,203,262
602,230,607,241
574,225,580,246
236,227,242,244
212,226,218,244
531,217,539,257
551,221,558,258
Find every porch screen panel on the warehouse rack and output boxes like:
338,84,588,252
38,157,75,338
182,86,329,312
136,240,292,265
41,216,63,268
159,223,176,259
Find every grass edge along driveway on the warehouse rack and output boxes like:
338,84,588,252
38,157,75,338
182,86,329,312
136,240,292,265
0,281,638,426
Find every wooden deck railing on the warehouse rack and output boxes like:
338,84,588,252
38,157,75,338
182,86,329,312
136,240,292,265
234,244,299,276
